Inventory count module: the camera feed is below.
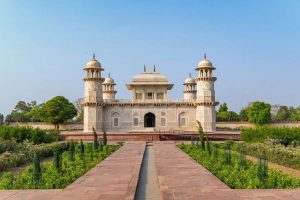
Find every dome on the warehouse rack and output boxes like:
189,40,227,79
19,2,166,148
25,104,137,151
184,74,196,84
84,54,103,70
132,72,169,83
103,74,115,85
196,54,215,70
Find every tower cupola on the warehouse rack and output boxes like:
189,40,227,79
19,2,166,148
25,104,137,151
183,73,196,101
103,73,117,101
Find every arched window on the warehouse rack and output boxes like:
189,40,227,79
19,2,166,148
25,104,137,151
111,112,120,127
178,112,187,127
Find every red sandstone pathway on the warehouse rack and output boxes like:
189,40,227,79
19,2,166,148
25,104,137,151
153,141,300,200
0,142,145,200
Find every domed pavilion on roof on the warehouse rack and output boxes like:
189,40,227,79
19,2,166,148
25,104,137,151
82,55,218,133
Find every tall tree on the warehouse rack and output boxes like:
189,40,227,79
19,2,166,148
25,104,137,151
37,96,77,129
216,103,240,122
272,106,291,122
246,101,271,125
0,113,4,125
290,106,300,121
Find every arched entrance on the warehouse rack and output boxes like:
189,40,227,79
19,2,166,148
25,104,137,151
144,112,155,127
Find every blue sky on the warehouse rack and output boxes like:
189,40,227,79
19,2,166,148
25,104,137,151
0,0,299,115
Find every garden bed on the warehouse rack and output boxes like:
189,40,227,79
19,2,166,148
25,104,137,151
178,143,300,189
0,142,120,189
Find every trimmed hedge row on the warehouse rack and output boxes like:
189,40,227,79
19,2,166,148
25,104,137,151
0,126,62,144
0,142,67,172
241,126,300,146
231,142,300,170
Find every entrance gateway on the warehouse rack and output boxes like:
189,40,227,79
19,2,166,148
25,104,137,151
144,112,155,127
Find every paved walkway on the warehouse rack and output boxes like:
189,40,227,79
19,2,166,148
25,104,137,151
135,145,160,200
0,142,145,200
153,142,300,200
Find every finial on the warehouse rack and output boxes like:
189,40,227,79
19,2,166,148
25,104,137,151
204,53,207,59
189,73,192,78
154,64,156,72
93,53,96,60
144,65,146,72
108,73,111,78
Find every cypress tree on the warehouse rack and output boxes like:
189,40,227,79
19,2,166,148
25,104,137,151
32,153,42,186
103,129,107,146
206,136,211,155
79,139,85,160
68,141,75,161
197,121,205,151
93,127,99,151
53,151,61,172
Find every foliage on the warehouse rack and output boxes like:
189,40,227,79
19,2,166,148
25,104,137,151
245,102,271,125
68,141,75,161
197,121,205,150
230,141,300,170
0,125,61,144
178,144,300,189
5,101,40,123
32,153,42,185
241,126,300,146
0,113,4,125
216,103,240,122
290,106,300,121
93,127,99,151
35,96,77,129
0,142,67,172
272,106,291,122
79,140,84,160
102,130,107,146
0,144,120,189
53,151,62,172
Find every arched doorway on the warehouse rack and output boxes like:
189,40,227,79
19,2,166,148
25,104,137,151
144,112,155,127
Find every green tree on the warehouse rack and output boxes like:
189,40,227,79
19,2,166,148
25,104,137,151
246,102,271,125
32,153,42,186
290,106,300,121
197,121,205,150
216,103,240,122
0,114,4,125
53,151,61,172
37,96,77,129
239,108,248,122
218,103,229,112
272,106,291,122
93,127,99,151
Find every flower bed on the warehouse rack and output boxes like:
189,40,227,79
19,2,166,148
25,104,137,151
0,143,120,189
178,143,300,189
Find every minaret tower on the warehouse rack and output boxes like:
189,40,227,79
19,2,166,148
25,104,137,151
103,73,117,101
195,54,218,132
183,73,196,101
83,54,104,132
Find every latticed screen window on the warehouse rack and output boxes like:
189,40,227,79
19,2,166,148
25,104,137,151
113,118,119,127
161,118,166,127
136,93,142,100
157,93,164,99
134,118,139,126
146,92,153,99
180,117,186,127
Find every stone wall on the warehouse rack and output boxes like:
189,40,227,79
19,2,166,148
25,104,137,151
9,121,300,131
10,122,83,131
216,122,300,129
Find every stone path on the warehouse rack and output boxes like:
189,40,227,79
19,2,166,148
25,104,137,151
152,141,300,200
1,141,300,200
135,144,160,200
0,142,145,200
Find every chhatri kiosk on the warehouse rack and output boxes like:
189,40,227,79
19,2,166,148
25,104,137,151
82,54,218,133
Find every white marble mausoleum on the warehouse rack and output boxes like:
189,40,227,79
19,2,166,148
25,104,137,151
83,54,218,133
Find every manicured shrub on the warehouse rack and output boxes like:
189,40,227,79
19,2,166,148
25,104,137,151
93,128,99,151
79,140,84,160
68,141,75,161
0,144,120,189
178,144,300,189
241,126,300,146
53,151,61,172
0,125,62,144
